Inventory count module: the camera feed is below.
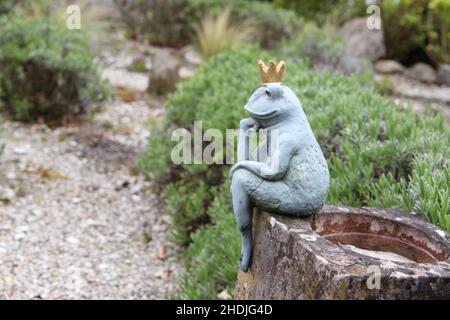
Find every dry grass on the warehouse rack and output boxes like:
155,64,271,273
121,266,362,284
113,86,143,103
36,166,69,180
195,8,254,60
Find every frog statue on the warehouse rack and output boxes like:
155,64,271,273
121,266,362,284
230,60,330,272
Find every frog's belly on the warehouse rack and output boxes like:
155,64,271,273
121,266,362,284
247,152,330,216
284,151,329,199
249,149,329,216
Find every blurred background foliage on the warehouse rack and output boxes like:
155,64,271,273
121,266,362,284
0,0,448,300
382,0,450,65
0,17,108,122
0,0,109,123
112,0,450,64
274,0,367,24
113,0,301,49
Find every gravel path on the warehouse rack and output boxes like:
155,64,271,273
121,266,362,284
0,94,180,299
374,73,450,121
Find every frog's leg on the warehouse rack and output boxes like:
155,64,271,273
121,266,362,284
249,179,323,216
231,168,262,272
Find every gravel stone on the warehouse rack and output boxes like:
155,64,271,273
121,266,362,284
0,89,180,299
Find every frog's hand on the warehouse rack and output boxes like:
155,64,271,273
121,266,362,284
231,139,296,181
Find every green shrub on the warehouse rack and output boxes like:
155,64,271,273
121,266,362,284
273,0,366,24
0,17,108,122
382,0,430,65
174,182,240,299
3,0,114,31
114,0,300,49
139,46,449,299
382,0,450,64
0,0,21,15
114,0,190,47
278,23,372,80
428,0,450,63
164,179,211,246
0,0,70,20
238,1,300,49
274,0,337,21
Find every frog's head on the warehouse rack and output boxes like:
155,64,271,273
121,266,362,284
244,84,303,128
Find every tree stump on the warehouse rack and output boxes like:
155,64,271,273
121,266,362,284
235,205,450,300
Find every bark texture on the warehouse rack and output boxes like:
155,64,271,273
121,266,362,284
235,206,450,300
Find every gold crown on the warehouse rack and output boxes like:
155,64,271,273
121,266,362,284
258,59,285,85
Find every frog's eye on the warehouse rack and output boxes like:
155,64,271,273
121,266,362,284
265,88,271,97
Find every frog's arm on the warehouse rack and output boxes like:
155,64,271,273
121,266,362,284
230,138,297,181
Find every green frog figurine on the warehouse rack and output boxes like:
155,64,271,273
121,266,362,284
230,60,330,272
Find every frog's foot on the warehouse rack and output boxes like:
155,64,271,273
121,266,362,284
240,230,252,272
